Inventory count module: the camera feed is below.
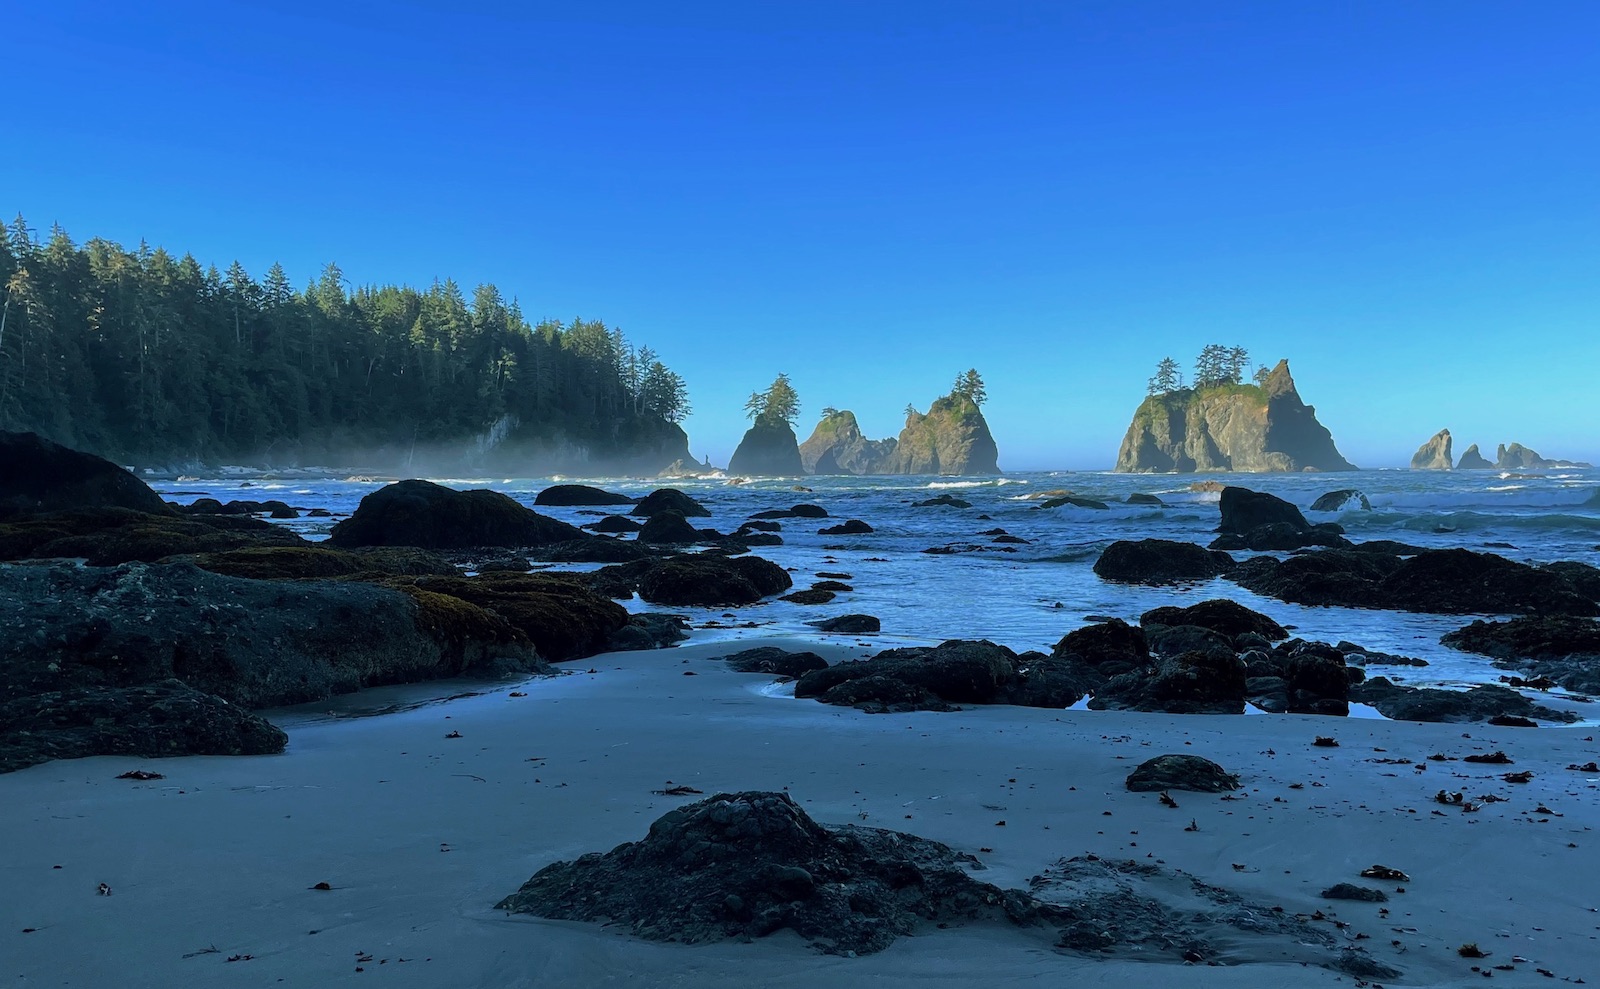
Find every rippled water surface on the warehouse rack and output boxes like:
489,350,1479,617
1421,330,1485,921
151,467,1600,699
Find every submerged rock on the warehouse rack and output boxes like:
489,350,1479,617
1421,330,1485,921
534,484,635,507
1037,495,1110,510
912,494,972,509
1125,754,1241,793
327,480,583,549
819,519,873,535
1093,539,1234,585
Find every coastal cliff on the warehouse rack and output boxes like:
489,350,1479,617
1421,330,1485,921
1411,429,1453,469
728,422,804,476
1114,360,1355,473
798,411,899,474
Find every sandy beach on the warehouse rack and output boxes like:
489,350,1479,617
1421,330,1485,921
3,636,1596,988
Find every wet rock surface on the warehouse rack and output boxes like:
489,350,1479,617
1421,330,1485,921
1230,547,1599,617
1351,677,1579,723
723,648,830,677
1093,539,1235,585
796,640,1089,713
630,488,711,518
0,679,289,774
1442,616,1600,693
590,553,792,607
0,508,307,566
806,614,881,634
1125,754,1241,793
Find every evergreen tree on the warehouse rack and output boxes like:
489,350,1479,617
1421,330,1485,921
745,373,799,427
1149,356,1181,394
952,368,987,406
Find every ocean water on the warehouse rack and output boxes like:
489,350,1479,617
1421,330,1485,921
149,467,1600,702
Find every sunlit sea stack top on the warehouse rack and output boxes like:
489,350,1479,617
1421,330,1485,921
1115,349,1355,473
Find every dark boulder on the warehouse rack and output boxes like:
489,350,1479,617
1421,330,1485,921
807,614,881,634
741,519,782,532
1094,539,1234,585
796,640,1017,711
819,519,873,535
1140,600,1288,641
1126,493,1165,506
494,791,1046,956
1284,644,1351,716
912,494,971,508
327,480,584,549
1322,884,1388,903
1090,651,1247,715
638,510,706,544
1441,616,1600,693
631,488,711,519
788,504,828,519
399,573,628,662
607,613,690,651
595,554,793,607
1218,487,1308,533
1144,625,1237,663
1230,547,1599,617
0,431,172,518
782,589,836,605
1051,620,1148,676
1125,754,1240,793
724,647,830,677
1209,521,1350,552
534,484,635,507
0,679,289,774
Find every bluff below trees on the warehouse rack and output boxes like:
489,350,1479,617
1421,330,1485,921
797,395,1000,476
1115,360,1355,473
0,218,691,474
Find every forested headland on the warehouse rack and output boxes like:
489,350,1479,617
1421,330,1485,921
0,217,693,472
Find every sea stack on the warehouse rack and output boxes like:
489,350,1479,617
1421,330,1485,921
798,411,899,475
1495,443,1593,470
1457,443,1494,469
1114,360,1355,473
1410,429,1453,470
728,422,804,476
884,394,999,475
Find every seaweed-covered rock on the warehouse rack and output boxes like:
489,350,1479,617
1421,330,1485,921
1284,647,1351,716
0,562,539,713
0,679,288,773
1441,616,1600,693
1351,677,1579,723
1125,754,1240,793
795,640,1059,712
534,484,635,506
180,545,457,580
397,573,628,662
1140,600,1288,641
0,508,308,566
0,431,173,518
1051,620,1149,676
638,509,705,544
1322,884,1388,903
1090,651,1247,715
631,488,711,518
724,647,830,677
327,480,583,549
607,613,691,651
1093,539,1234,585
494,791,1042,955
1231,548,1599,617
529,538,652,564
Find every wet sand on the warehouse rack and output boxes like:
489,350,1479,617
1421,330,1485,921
3,638,1597,987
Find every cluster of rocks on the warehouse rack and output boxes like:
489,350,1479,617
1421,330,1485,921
0,432,803,771
1208,487,1349,552
1441,616,1600,694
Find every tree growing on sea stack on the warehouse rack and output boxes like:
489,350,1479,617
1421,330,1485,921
1148,357,1181,395
744,373,801,428
951,368,987,406
1193,344,1250,388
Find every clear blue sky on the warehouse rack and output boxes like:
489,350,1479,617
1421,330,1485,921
7,1,1598,469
